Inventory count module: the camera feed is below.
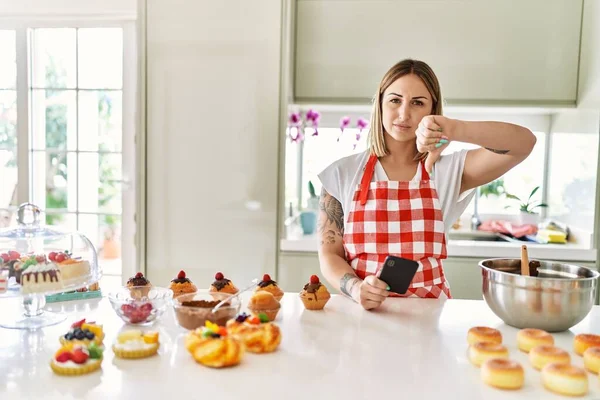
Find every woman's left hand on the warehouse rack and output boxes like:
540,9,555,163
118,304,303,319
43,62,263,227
416,115,460,173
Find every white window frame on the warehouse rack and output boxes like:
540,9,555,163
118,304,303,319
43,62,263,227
1,18,138,282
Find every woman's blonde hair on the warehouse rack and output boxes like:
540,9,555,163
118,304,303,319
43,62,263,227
367,59,443,159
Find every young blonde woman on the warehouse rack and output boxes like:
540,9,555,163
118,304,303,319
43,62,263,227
317,59,536,310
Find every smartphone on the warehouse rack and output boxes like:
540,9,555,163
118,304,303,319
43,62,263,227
378,255,420,294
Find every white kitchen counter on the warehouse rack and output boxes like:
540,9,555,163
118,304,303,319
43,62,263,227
280,235,598,262
3,293,600,399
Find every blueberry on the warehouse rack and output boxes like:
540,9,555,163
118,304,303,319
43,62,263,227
75,331,85,340
210,333,221,338
85,331,95,340
64,333,73,340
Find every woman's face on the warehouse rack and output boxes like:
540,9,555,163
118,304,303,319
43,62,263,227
381,74,433,143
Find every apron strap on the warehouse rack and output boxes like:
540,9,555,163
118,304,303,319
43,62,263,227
359,154,378,205
420,161,431,181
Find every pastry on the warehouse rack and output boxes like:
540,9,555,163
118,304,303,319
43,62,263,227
20,255,63,294
468,342,509,367
467,326,502,346
112,330,160,359
517,328,553,353
185,321,244,368
480,359,524,390
255,274,284,301
50,251,91,283
127,272,152,299
583,347,600,373
541,363,588,396
573,333,600,356
529,345,570,370
247,290,280,321
174,298,236,330
60,319,104,347
169,270,197,298
226,312,281,353
50,342,104,376
299,275,330,310
209,272,238,294
0,250,22,283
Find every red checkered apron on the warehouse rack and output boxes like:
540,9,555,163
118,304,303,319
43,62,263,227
343,154,451,299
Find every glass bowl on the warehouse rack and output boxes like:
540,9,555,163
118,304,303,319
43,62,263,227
108,286,173,325
172,291,241,330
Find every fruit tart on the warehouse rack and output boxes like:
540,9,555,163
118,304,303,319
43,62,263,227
50,342,104,376
113,330,160,359
60,319,104,347
127,271,152,299
226,312,281,353
247,290,280,321
209,272,238,294
169,270,197,298
255,273,284,301
185,321,244,368
299,275,331,310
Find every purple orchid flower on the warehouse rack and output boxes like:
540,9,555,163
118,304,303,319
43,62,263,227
338,116,351,142
289,112,302,127
306,109,320,136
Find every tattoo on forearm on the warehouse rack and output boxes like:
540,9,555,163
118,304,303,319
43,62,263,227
321,230,337,245
318,188,344,233
340,273,360,297
485,147,510,155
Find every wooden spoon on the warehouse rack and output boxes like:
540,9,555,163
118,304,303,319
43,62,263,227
521,245,530,276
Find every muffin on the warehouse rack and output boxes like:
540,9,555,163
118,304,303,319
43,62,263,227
209,272,238,294
255,273,284,301
127,272,152,299
226,312,281,353
169,270,197,298
247,290,280,321
300,275,331,310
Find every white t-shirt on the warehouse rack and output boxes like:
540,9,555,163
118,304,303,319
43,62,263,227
317,150,475,234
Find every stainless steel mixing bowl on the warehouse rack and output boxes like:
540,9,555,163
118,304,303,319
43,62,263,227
479,258,600,332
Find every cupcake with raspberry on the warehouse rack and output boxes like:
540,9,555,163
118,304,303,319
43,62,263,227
127,271,152,299
169,270,197,298
209,272,238,295
299,275,331,310
255,273,284,301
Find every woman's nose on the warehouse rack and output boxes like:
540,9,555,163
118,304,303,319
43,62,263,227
398,103,410,121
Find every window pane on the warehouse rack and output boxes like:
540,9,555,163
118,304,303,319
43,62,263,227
284,136,299,210
78,91,122,152
301,127,367,207
548,133,599,231
78,153,122,213
0,90,17,148
0,30,16,89
31,89,77,151
31,150,77,213
78,28,123,89
31,28,76,89
79,213,121,274
43,211,76,231
0,148,17,227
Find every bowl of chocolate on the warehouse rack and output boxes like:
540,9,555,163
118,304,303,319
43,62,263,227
172,291,241,330
479,258,600,332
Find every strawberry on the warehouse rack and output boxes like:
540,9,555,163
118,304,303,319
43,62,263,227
55,351,72,363
8,251,20,260
310,275,320,284
48,252,57,261
55,253,67,263
177,270,186,279
262,274,271,282
0,253,8,263
71,348,89,364
71,318,86,328
121,304,134,317
215,272,224,280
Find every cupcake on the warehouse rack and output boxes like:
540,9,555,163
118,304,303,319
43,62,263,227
255,273,284,301
209,272,238,294
226,312,281,353
247,290,280,321
185,321,244,368
112,330,160,359
50,342,104,376
169,270,197,298
127,272,152,299
300,275,331,310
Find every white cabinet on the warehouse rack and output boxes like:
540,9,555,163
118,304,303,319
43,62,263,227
295,0,582,105
145,0,282,287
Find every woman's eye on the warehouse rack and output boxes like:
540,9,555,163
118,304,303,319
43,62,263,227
390,98,400,104
413,101,424,106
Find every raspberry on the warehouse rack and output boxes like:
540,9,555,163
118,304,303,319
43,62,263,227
262,274,271,282
177,270,186,279
215,272,224,280
310,275,319,284
135,272,143,279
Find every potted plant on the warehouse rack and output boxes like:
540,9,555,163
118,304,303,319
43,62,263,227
505,186,548,225
306,181,319,211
